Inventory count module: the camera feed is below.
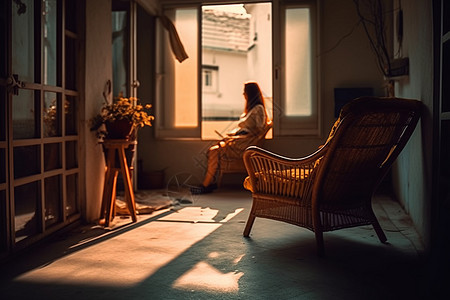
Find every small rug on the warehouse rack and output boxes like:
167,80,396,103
115,190,174,215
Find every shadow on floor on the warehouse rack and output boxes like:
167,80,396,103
0,189,431,300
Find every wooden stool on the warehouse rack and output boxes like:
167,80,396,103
100,139,137,227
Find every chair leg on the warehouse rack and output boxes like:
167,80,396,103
372,220,388,243
217,169,223,188
312,206,325,257
315,230,325,257
243,214,256,237
367,206,388,243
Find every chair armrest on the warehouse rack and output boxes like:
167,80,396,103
243,145,328,199
220,134,264,160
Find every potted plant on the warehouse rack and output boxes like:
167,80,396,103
91,95,154,169
91,95,154,140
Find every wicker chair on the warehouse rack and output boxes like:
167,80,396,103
242,97,423,256
217,121,272,186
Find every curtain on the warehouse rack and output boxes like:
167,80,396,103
158,15,189,63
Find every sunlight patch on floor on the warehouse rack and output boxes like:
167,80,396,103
173,261,244,293
14,222,221,287
13,205,245,287
160,207,244,223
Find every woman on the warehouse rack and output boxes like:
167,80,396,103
191,81,270,194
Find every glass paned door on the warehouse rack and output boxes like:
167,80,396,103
1,0,81,256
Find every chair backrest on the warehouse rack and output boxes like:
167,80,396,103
314,97,423,207
224,120,273,160
254,120,273,146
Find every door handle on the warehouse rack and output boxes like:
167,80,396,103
1,74,24,95
132,80,140,88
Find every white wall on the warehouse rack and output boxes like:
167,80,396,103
391,0,433,246
84,0,112,222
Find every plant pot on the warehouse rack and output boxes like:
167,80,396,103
105,119,134,139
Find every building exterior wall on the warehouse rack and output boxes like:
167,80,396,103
202,49,248,118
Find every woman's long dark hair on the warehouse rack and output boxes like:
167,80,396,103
244,81,266,114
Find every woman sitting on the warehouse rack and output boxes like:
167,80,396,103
191,81,270,194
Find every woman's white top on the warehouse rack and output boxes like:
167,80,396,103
236,104,267,136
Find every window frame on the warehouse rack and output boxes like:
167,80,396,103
155,0,320,139
155,5,201,138
273,0,320,136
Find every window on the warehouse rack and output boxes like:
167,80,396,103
157,7,199,137
204,70,212,87
156,1,319,139
285,7,312,117
277,1,318,135
202,65,218,92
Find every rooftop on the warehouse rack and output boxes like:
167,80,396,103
202,9,251,52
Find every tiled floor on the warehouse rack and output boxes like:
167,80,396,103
0,189,428,299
